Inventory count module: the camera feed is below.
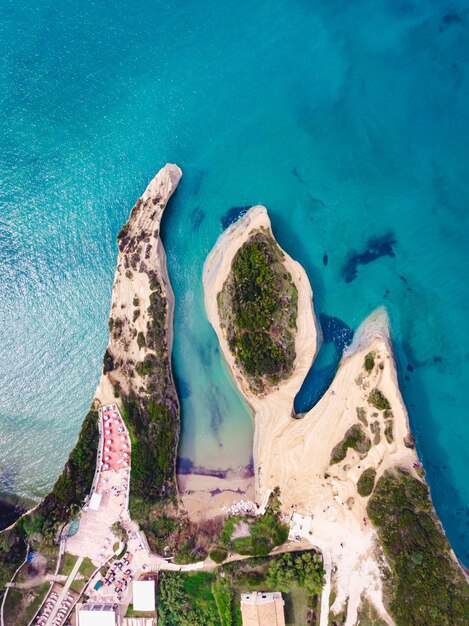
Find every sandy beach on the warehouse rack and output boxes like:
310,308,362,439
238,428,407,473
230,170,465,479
178,471,255,522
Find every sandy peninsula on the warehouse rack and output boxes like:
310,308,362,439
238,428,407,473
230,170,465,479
94,163,181,408
203,205,321,504
202,205,467,625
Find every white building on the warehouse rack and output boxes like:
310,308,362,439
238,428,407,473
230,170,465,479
77,603,117,626
132,579,156,612
89,492,102,511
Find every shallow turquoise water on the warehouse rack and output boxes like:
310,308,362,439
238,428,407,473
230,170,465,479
0,0,468,562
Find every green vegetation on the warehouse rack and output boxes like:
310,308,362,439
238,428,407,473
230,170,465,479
367,468,469,625
330,424,371,465
384,421,394,444
356,598,388,626
364,352,375,373
79,556,96,578
357,468,377,497
120,270,180,516
125,604,156,618
368,389,391,411
218,231,298,393
212,576,233,626
356,407,368,426
266,551,324,597
210,548,228,563
58,552,78,577
38,410,99,528
221,509,289,557
3,581,50,626
157,550,324,626
158,571,219,626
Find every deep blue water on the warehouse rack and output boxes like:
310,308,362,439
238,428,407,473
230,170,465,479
0,0,468,563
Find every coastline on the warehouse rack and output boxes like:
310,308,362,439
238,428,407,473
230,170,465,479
203,205,321,502
94,163,181,408
203,207,468,623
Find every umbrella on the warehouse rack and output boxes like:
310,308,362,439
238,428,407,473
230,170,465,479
105,456,110,461
123,452,128,457
106,439,112,444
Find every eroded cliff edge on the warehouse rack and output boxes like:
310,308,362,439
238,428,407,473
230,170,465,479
203,206,469,626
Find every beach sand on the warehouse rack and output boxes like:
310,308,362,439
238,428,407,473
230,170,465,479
178,471,255,522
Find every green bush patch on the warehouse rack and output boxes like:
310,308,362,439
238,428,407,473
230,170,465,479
210,548,228,564
357,468,377,497
367,468,469,625
218,230,298,394
368,389,391,411
364,352,375,373
330,424,371,465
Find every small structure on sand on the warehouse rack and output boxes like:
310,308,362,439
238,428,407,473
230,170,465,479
240,591,285,626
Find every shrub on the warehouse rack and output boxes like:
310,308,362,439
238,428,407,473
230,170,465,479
357,468,377,497
210,548,228,564
356,407,368,426
330,424,371,464
368,389,391,411
137,332,146,349
364,352,375,373
218,231,298,393
384,421,394,444
368,469,469,625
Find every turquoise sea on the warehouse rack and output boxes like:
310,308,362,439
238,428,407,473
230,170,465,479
0,1,468,562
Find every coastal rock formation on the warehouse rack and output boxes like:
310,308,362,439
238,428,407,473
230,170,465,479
96,163,180,405
95,163,181,499
203,209,469,625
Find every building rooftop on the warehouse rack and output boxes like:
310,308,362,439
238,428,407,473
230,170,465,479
240,591,285,626
133,579,156,612
78,603,116,626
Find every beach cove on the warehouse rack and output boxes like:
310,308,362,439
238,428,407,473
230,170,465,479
0,0,468,564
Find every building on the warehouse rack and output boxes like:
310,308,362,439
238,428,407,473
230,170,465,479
240,591,286,626
89,492,102,511
77,603,117,626
132,579,156,612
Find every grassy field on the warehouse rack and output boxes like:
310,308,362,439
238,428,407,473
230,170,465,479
79,556,96,579
58,552,78,577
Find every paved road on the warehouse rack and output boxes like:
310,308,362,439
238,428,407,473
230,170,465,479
43,556,83,626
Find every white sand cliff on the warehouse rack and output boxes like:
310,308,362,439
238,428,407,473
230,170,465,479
95,163,181,407
203,206,433,625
